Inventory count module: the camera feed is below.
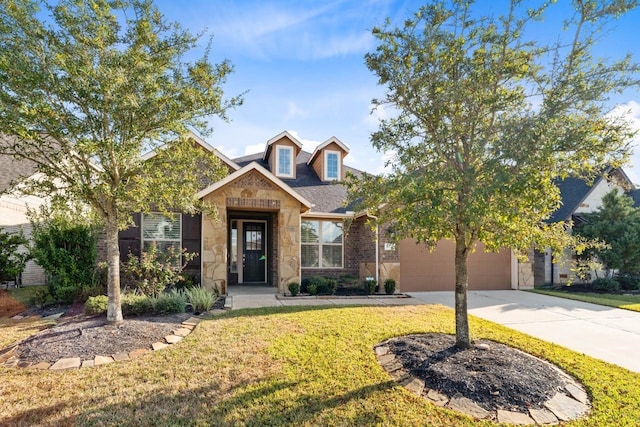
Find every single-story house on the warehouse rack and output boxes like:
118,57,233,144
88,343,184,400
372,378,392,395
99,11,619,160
533,168,639,286
120,131,532,294
0,152,46,286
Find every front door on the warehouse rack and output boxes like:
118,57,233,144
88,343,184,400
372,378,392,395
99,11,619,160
242,222,266,282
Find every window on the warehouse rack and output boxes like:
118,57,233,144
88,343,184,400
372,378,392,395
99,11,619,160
276,146,294,177
141,213,181,255
301,220,343,268
324,150,340,180
230,220,238,272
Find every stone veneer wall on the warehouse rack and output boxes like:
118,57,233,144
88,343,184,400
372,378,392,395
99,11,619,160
201,171,303,294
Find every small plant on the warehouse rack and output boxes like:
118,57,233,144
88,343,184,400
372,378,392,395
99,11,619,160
325,278,338,295
122,243,197,297
122,293,154,315
364,278,377,295
589,277,620,293
152,291,187,314
85,295,108,315
184,286,216,313
301,276,325,294
288,282,300,296
339,274,359,289
384,278,396,295
614,273,640,291
307,284,318,295
54,284,83,305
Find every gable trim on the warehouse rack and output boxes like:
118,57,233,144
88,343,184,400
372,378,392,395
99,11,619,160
307,136,350,166
196,161,313,209
262,130,303,161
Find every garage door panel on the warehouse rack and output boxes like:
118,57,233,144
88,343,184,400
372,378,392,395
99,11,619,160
399,239,511,291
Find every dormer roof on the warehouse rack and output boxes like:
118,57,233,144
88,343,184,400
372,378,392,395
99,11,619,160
262,130,303,161
307,136,349,166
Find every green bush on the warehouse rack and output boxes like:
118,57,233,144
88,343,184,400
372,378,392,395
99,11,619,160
152,292,187,314
384,278,396,295
325,278,338,295
122,243,197,298
590,277,620,292
302,276,326,294
288,282,300,296
184,286,216,313
54,284,83,305
364,278,377,295
122,293,154,315
614,273,640,291
339,274,359,288
85,295,108,315
30,287,54,307
307,284,318,296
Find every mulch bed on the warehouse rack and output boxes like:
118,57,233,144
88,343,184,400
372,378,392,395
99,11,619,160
386,333,567,413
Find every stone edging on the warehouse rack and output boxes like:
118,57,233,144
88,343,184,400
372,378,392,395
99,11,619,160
374,342,591,425
276,293,411,300
0,316,202,370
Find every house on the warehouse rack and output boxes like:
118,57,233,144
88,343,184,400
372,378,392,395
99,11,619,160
120,130,532,294
0,153,46,286
533,168,638,286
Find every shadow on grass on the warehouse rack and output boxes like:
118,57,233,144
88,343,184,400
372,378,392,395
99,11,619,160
0,401,76,427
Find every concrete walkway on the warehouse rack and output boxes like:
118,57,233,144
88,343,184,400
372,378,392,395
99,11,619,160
409,290,640,373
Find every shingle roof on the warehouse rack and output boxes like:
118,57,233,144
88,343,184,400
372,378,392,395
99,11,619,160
547,176,596,223
233,150,361,214
0,153,37,194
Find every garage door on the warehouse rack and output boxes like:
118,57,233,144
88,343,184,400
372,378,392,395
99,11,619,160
399,239,512,291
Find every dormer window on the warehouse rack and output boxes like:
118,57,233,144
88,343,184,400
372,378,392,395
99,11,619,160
324,150,340,180
276,145,294,178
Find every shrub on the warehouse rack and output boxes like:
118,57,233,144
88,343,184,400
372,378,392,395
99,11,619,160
302,276,325,294
339,274,359,289
0,227,30,288
614,273,640,291
364,278,377,295
288,282,300,296
30,287,53,307
325,278,338,295
30,206,98,301
122,243,197,297
152,291,187,314
307,284,318,296
122,293,154,315
184,286,216,313
384,278,396,295
590,277,620,292
85,295,108,315
54,285,83,305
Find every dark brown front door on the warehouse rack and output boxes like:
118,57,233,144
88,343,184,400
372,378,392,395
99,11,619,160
243,222,266,282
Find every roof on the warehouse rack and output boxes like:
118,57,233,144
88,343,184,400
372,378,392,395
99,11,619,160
196,162,313,210
307,136,350,166
0,135,38,193
233,150,361,214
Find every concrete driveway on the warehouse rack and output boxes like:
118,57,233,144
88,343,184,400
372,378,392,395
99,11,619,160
408,290,640,373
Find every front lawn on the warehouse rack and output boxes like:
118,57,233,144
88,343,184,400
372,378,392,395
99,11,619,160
1,305,639,425
530,289,640,313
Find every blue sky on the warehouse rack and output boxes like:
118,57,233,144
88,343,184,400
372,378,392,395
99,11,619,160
154,0,640,184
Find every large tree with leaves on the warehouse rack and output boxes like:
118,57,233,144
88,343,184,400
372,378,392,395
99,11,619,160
575,189,640,276
348,0,638,347
0,0,241,323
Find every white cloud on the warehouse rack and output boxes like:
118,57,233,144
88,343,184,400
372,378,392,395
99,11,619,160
284,101,308,121
609,101,640,186
287,129,321,153
244,143,265,155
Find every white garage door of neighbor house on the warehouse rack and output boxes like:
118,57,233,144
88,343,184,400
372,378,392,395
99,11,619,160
399,239,512,292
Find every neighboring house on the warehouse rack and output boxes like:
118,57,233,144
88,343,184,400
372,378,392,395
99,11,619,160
0,153,46,286
533,168,638,286
120,130,531,294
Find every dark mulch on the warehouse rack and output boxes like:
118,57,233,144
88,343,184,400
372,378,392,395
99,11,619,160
9,296,227,364
386,333,567,413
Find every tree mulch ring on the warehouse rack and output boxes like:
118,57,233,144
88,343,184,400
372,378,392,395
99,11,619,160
376,333,590,424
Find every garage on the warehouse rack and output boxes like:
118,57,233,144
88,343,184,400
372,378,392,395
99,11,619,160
399,239,514,291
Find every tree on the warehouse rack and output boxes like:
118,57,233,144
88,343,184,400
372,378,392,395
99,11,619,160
347,0,638,348
574,189,640,276
0,228,30,289
0,0,241,323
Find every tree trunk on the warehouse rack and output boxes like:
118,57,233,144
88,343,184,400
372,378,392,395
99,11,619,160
454,233,471,348
105,218,123,324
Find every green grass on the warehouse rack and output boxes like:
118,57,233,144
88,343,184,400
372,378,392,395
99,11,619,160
530,289,640,313
1,304,640,425
8,285,47,307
